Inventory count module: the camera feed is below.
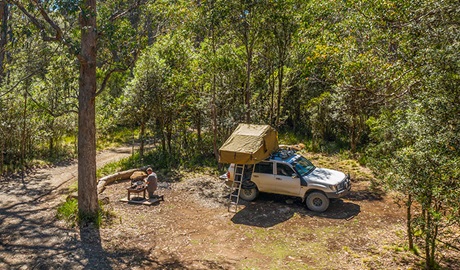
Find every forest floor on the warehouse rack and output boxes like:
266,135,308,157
1,147,456,269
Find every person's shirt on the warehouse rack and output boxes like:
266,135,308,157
146,172,157,184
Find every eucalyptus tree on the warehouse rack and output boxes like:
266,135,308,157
6,0,146,221
122,45,167,159
227,0,269,123
0,0,8,81
193,0,244,159
287,0,344,137
0,28,55,171
157,33,195,156
266,0,299,127
38,47,79,157
123,31,195,161
366,0,460,268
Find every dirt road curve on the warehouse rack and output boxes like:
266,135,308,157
0,147,132,270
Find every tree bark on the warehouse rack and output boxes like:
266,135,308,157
139,121,145,159
276,62,284,127
77,0,98,220
0,1,9,174
425,207,432,269
350,116,358,153
269,61,275,126
0,1,8,82
166,125,172,155
406,194,414,250
21,87,27,174
244,48,252,123
210,26,219,163
196,110,202,145
0,136,3,175
211,76,219,161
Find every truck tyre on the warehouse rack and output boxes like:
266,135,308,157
239,187,259,201
306,192,329,212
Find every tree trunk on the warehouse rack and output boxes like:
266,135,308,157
158,118,166,155
268,59,275,126
21,87,27,175
0,137,3,175
49,118,55,158
425,207,432,269
244,49,252,123
430,221,438,269
0,1,8,82
210,28,219,163
276,62,284,127
166,126,172,155
49,137,54,158
77,0,98,221
211,74,219,161
139,121,145,160
350,116,357,153
196,110,202,146
407,194,414,250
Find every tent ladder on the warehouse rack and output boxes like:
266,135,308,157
228,164,244,213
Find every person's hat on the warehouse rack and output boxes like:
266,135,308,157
147,167,153,171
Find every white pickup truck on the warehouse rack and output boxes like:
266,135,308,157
222,150,351,212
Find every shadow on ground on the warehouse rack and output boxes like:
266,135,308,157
346,189,383,201
231,193,361,228
0,202,203,269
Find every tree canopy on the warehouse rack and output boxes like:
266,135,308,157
1,0,458,268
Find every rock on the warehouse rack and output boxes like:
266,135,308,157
130,171,147,180
67,192,78,201
98,195,110,205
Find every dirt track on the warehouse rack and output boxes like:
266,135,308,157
0,147,132,269
0,148,441,269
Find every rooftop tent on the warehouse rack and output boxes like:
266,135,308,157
219,124,279,164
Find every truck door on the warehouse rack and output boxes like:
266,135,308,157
273,162,301,196
252,161,276,192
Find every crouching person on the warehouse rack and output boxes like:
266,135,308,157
145,167,158,200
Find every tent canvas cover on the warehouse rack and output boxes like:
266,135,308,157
219,124,278,164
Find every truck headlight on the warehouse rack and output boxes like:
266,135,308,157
329,185,338,192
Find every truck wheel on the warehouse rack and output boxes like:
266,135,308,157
239,187,259,201
306,192,329,212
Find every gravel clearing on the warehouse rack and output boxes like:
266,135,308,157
174,176,230,208
3,147,458,269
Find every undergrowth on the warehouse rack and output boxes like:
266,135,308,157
56,198,115,228
96,147,220,180
97,126,138,150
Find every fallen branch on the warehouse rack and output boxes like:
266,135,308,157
97,165,150,194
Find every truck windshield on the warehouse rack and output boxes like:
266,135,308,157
291,156,316,176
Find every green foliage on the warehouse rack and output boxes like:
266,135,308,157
56,198,115,228
97,126,138,150
56,198,79,227
4,0,459,266
97,153,141,178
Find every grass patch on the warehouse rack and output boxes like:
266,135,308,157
96,151,146,178
96,146,221,181
302,151,375,183
278,131,309,146
56,198,115,228
96,155,138,178
97,126,139,150
56,198,79,227
242,225,339,269
68,181,78,193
